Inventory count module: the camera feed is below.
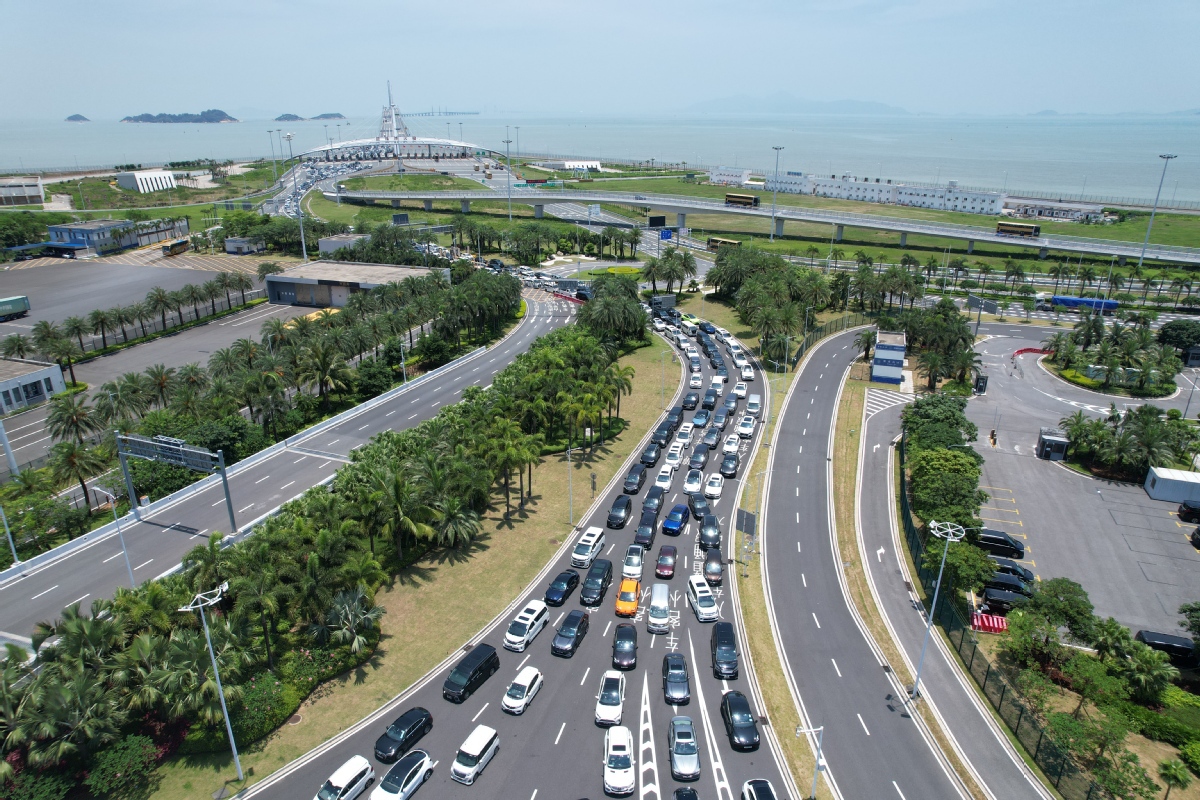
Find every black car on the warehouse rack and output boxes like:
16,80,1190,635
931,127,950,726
688,493,711,519
373,706,433,762
723,394,738,414
665,406,684,430
688,446,710,471
580,559,613,606
975,528,1025,559
716,365,730,381
699,322,716,334
720,452,740,478
691,409,711,428
711,621,739,679
704,548,724,585
640,443,662,468
682,392,700,410
487,258,505,269
980,587,1027,614
720,690,760,750
699,515,721,551
701,427,721,450
990,556,1034,583
624,464,647,494
673,789,700,800
663,652,691,705
551,609,590,657
442,644,500,702
608,495,633,528
544,569,580,606
702,390,718,411
1181,500,1200,523
634,510,658,548
985,571,1033,597
612,623,638,670
1135,630,1198,666
710,355,724,370
651,424,673,447
643,486,666,516
712,409,729,431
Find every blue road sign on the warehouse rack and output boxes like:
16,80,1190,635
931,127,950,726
660,230,673,240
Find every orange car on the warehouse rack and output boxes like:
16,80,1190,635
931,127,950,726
614,578,641,617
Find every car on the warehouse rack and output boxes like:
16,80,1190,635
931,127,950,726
668,716,702,781
640,443,661,467
623,544,645,580
986,571,1034,597
723,434,741,455
675,422,694,446
701,427,722,450
501,666,543,715
723,394,739,413
698,515,721,551
652,319,666,332
704,547,724,585
450,724,499,785
976,528,1025,559
711,409,729,431
740,779,779,800
687,575,719,622
704,473,725,499
711,621,739,678
603,726,636,796
980,587,1027,614
572,527,606,568
665,406,684,430
651,423,673,447
615,578,641,617
665,442,686,470
663,652,691,704
675,790,699,800
688,445,710,471
699,322,715,334
720,691,760,750
623,464,647,494
504,600,549,652
688,493,711,519
370,749,432,800
715,327,730,342
373,707,433,763
315,755,375,800
643,486,666,516
1180,500,1200,523
580,559,613,606
733,355,749,371
655,464,674,490
691,409,711,428
689,358,702,375
720,452,740,479
683,469,704,495
595,670,627,726
709,376,724,395
1135,630,1198,665
656,545,678,578
736,415,755,438
634,511,658,548
544,569,580,606
701,389,718,410
741,364,755,381
689,373,703,389
682,392,699,410
746,394,762,417
732,381,748,398
663,503,690,535
443,644,500,703
990,556,1034,583
715,365,729,381
607,495,633,528
612,623,638,669
551,609,590,657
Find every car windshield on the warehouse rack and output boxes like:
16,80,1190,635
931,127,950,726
619,589,637,602
551,576,570,591
627,553,641,565
507,621,528,637
573,543,590,556
697,593,715,608
446,669,468,687
380,768,407,793
456,749,480,768
607,753,632,770
506,682,528,700
616,637,634,650
674,736,698,755
668,511,683,522
386,721,410,740
731,706,753,723
668,668,686,680
600,679,621,704
658,553,675,565
316,782,341,800
717,645,736,657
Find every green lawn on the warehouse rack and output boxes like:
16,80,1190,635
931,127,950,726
341,173,483,193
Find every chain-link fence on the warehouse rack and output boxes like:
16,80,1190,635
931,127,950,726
788,311,871,367
898,435,1107,799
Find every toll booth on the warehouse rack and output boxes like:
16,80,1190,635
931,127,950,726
974,374,989,394
1037,428,1069,461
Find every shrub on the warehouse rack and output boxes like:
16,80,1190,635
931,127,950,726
85,734,158,799
1106,700,1200,747
1181,741,1200,775
1162,685,1200,709
0,771,74,800
230,673,302,745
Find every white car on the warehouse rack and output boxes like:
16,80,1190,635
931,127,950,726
675,423,694,447
736,415,756,439
652,319,666,332
623,544,645,580
689,373,704,389
733,356,750,371
732,381,748,398
704,474,725,499
683,469,704,495
709,376,724,395
727,343,743,359
716,327,731,343
501,665,543,715
655,464,674,490
723,434,741,455
595,670,626,726
603,726,637,796
503,600,548,652
316,755,375,800
741,364,755,381
665,442,685,471
370,750,433,800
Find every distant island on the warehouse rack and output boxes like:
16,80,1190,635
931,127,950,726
275,113,304,121
65,114,90,122
312,113,345,120
121,109,238,123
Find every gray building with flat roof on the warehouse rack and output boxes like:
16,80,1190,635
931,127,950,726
265,260,445,307
0,358,67,413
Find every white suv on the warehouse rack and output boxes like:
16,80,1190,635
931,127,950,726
503,600,548,652
314,755,375,800
603,726,636,796
687,575,719,622
594,670,626,726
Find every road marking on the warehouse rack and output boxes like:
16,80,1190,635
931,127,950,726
358,424,369,431
603,621,612,637
255,475,270,484
385,410,396,417
857,713,871,735
832,659,842,677
877,546,885,561
31,585,58,600
796,487,799,496
319,461,332,469
293,457,307,463
798,446,802,454
280,481,295,491
796,542,801,552
408,413,418,420
432,401,440,408
802,429,806,436
796,512,800,523
555,611,565,627
212,499,224,506
580,666,590,686
893,781,908,799
517,654,530,670
555,722,566,744
327,439,339,446
471,703,489,721
133,559,153,570
68,593,90,607
813,613,821,629
685,630,731,799
102,552,122,563
238,504,255,513
801,573,807,587
189,528,209,541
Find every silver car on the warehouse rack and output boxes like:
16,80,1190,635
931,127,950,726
669,716,701,780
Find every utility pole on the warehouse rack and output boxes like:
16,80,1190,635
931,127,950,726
770,146,784,242
180,583,243,782
266,132,278,185
1136,154,1177,270
93,488,136,588
504,130,513,221
283,133,308,262
911,521,966,701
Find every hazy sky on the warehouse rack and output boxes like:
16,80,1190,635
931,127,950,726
3,0,1197,119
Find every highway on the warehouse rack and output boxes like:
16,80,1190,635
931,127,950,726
0,291,575,642
242,324,796,800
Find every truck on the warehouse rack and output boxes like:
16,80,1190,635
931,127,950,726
0,296,30,322
1036,294,1118,314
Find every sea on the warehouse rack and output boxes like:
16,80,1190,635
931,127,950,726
1,112,1196,206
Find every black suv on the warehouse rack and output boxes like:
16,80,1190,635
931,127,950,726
665,406,684,430
640,443,662,468
580,559,613,606
635,510,658,548
612,623,638,670
699,515,721,550
551,610,590,657
688,493,711,519
975,528,1025,559
720,452,739,478
442,644,500,702
682,392,700,410
624,464,647,494
643,486,666,517
711,622,739,679
374,706,433,762
689,446,710,471
702,389,718,410
1180,500,1200,523
608,495,633,528
651,424,673,447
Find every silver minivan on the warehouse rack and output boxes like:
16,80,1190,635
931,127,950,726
746,394,762,418
647,583,671,634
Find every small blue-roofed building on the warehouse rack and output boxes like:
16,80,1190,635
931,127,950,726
871,330,906,384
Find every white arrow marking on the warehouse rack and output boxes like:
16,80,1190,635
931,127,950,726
877,546,885,562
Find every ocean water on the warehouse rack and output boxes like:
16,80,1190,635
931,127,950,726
1,112,1196,204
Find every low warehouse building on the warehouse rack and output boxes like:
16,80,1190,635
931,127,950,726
318,234,370,255
265,261,446,307
0,358,67,412
116,169,178,194
225,236,265,255
0,176,44,206
1144,467,1200,503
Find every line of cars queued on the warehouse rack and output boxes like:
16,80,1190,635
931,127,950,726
309,315,780,800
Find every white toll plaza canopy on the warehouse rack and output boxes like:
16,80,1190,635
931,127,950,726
1144,467,1200,503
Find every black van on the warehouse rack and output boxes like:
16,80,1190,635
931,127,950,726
975,529,1025,560
580,559,613,606
711,621,739,679
980,588,1027,615
665,406,684,431
651,424,673,447
1135,630,1198,665
985,572,1033,597
442,644,500,702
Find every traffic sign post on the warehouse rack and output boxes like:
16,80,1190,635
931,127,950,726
117,434,238,534
660,230,673,240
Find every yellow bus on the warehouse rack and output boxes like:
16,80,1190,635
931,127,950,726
996,221,1040,238
707,237,741,252
161,238,189,256
724,193,760,208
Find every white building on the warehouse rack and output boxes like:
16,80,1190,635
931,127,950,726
225,236,265,255
764,171,1004,216
318,234,370,254
0,358,67,413
116,169,178,194
763,171,809,195
871,331,906,385
708,167,753,187
0,176,43,206
535,159,600,172
1004,198,1105,222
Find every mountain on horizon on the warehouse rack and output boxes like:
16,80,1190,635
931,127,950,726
683,92,907,115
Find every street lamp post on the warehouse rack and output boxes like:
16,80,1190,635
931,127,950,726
504,131,513,221
910,520,966,701
180,583,243,782
1183,368,1199,420
1105,255,1116,300
93,487,136,588
795,725,826,799
1136,154,1177,270
1,506,18,566
566,445,574,528
770,146,784,242
283,133,308,262
266,132,278,184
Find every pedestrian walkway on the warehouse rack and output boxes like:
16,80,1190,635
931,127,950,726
865,387,915,419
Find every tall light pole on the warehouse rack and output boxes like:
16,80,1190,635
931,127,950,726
770,146,784,242
283,133,308,262
795,725,826,799
1136,154,1177,270
1105,255,1116,300
911,520,966,701
266,131,278,184
459,122,463,142
1,506,18,567
504,132,513,221
180,583,243,782
324,124,330,147
92,487,136,587
515,126,520,158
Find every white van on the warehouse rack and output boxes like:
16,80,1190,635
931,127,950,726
647,583,671,634
503,600,549,652
746,394,762,418
687,575,719,622
314,755,374,800
680,320,698,337
571,527,606,568
675,333,689,350
451,724,499,785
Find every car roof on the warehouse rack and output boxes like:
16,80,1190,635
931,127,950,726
620,577,639,588
660,545,677,555
518,600,546,617
688,574,711,591
724,689,750,707
607,725,633,748
394,706,429,725
461,724,497,753
665,651,685,665
331,754,372,784
565,609,587,623
615,622,636,636
514,665,541,684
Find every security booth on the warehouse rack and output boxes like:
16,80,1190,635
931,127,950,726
1036,428,1069,461
974,373,989,394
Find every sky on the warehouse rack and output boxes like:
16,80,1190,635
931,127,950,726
2,0,1198,119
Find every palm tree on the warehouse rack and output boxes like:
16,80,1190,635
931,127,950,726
61,315,89,351
87,308,114,349
917,350,945,392
1090,617,1132,663
1124,642,1179,702
144,363,177,408
146,286,174,331
372,469,435,561
183,533,231,593
1159,760,1191,799
641,257,662,294
256,261,284,283
853,329,877,361
47,440,106,506
203,279,223,315
298,341,352,409
0,334,31,360
230,569,290,669
44,337,82,385
231,271,254,304
805,245,821,265
46,393,102,444
9,670,124,767
180,283,205,321
308,587,384,654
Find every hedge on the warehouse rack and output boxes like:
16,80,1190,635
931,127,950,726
1181,741,1200,776
1104,700,1200,748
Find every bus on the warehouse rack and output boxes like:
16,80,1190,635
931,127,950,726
724,193,760,208
707,237,741,252
161,238,190,256
995,221,1040,238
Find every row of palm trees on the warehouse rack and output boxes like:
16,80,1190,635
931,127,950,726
641,246,698,294
1043,314,1183,393
449,216,644,264
1058,403,1198,477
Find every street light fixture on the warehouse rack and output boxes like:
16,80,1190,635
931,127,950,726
266,131,278,185
770,146,784,242
283,133,308,262
795,725,827,799
910,520,966,701
1,506,18,567
92,487,136,588
504,130,513,222
180,582,243,782
1136,154,1177,270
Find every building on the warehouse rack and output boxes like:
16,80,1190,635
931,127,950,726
708,167,753,187
535,159,600,172
0,176,43,206
46,217,189,255
115,169,178,194
763,171,1004,216
318,234,370,255
265,261,446,307
1145,466,1200,503
1004,198,1105,222
225,236,265,255
871,331,906,384
763,171,809,195
0,358,67,413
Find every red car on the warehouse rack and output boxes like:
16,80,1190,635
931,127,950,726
655,545,677,578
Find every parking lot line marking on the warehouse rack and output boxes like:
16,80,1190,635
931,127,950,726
580,666,590,686
555,722,566,744
857,713,871,735
980,516,1023,526
832,659,842,677
471,703,488,722
985,506,1021,514
981,486,1013,492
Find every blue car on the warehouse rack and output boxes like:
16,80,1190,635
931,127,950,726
544,569,580,606
662,503,691,536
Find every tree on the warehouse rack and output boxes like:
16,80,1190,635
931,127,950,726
1091,616,1133,663
256,261,284,283
1158,760,1191,800
308,587,385,654
1028,577,1096,644
920,538,995,594
917,350,945,392
1,333,32,359
297,341,353,409
853,328,877,361
145,286,174,331
44,337,82,385
88,307,115,349
1062,651,1129,717
9,670,125,767
1158,320,1200,354
1123,642,1179,703
45,393,102,444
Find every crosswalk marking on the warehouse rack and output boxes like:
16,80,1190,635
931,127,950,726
865,388,915,419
